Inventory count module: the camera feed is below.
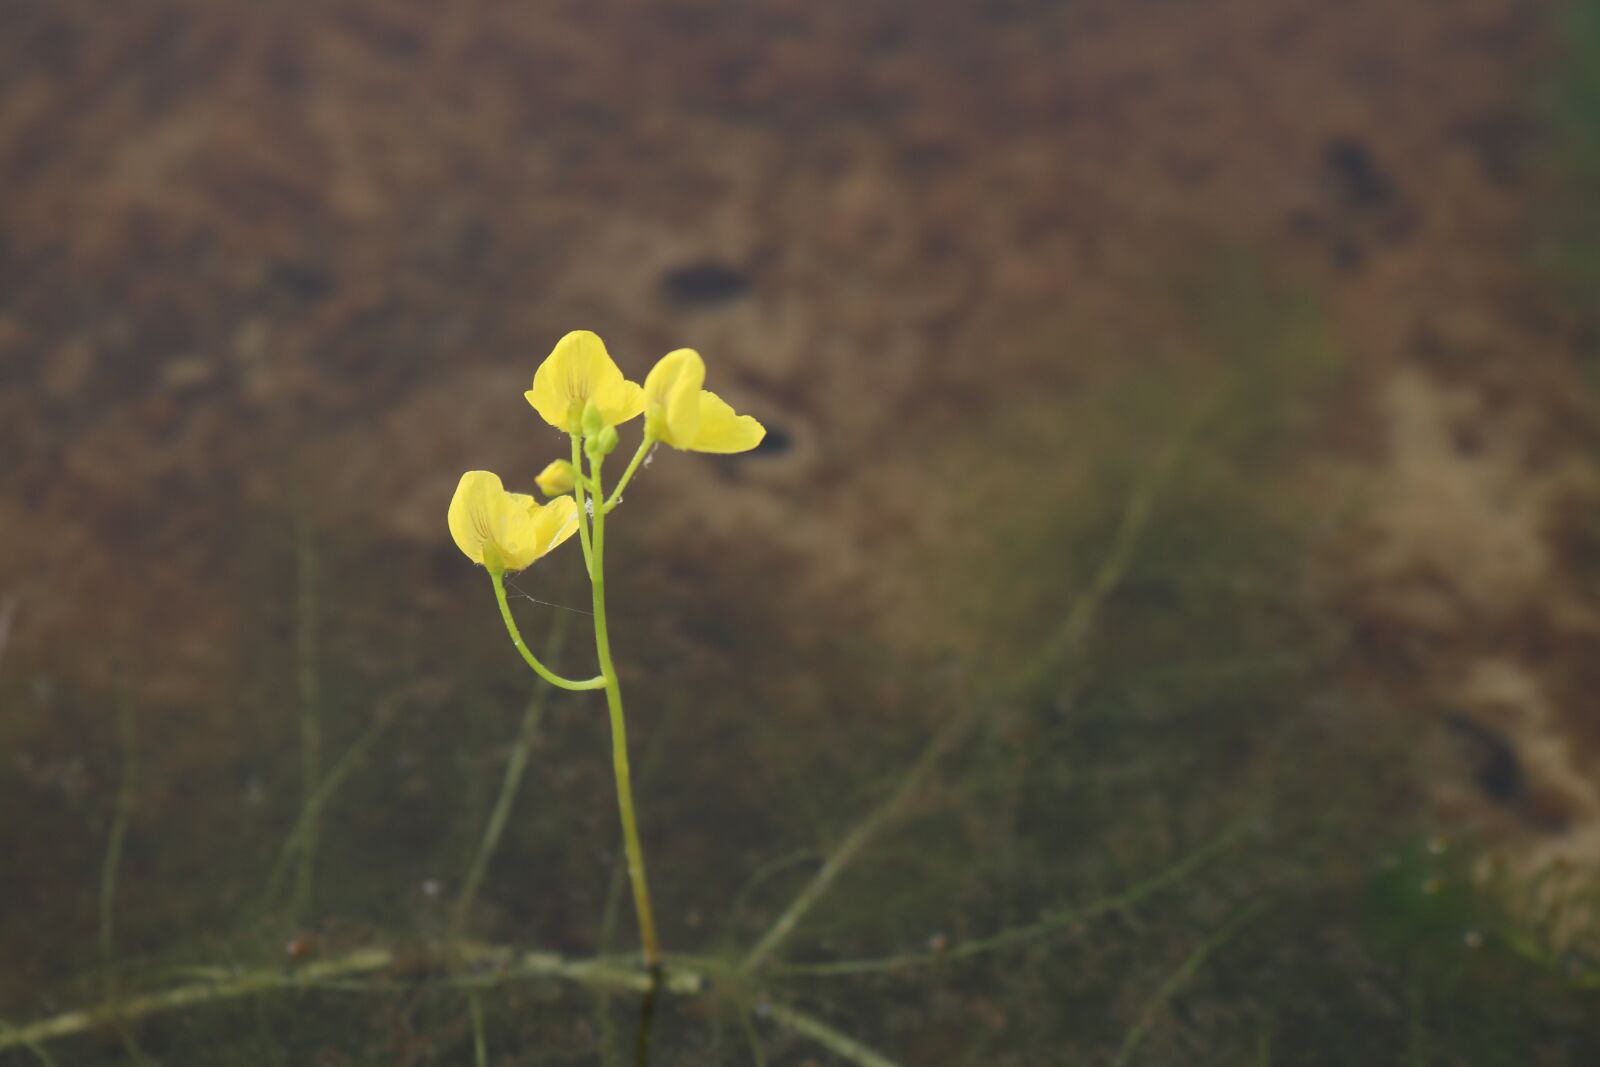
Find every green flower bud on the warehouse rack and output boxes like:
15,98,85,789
535,459,576,496
581,399,605,439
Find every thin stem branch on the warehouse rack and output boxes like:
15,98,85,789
740,1009,769,1067
738,701,979,975
99,682,136,970
739,412,1204,975
469,992,488,1067
770,822,1245,977
0,1020,58,1067
490,571,605,691
292,512,321,925
755,1000,901,1067
451,613,571,937
1113,902,1264,1067
1015,393,1212,698
603,437,654,513
264,690,406,908
0,944,897,1067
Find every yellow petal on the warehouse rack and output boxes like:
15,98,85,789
447,470,506,567
688,390,766,453
493,491,543,571
530,495,581,558
593,377,646,428
643,348,706,447
526,330,634,432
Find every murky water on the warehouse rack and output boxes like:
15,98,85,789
4,2,1600,1064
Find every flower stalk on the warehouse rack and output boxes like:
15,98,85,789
450,329,766,972
489,572,605,692
584,448,662,969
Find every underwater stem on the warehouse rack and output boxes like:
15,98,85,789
739,698,979,975
292,513,321,925
98,680,136,969
0,944,903,1067
1112,901,1263,1067
452,612,569,936
264,686,407,908
490,572,605,691
587,453,662,970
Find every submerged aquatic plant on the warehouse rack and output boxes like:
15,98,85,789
448,329,765,970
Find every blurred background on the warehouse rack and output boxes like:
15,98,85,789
3,0,1600,1063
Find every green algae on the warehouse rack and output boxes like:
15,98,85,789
5,261,1600,1065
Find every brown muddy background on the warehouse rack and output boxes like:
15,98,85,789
3,0,1600,1064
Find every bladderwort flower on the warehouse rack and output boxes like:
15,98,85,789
641,348,766,453
452,331,765,974
525,330,645,434
447,470,579,574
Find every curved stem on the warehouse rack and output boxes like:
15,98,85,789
587,452,662,969
491,572,605,691
603,438,654,513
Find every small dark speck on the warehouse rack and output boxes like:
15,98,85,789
1323,136,1394,211
269,261,333,302
659,261,750,307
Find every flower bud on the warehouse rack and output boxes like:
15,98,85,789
580,399,605,439
596,425,620,456
535,459,576,496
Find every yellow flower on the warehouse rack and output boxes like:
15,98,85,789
448,470,579,573
535,459,576,496
642,348,766,453
525,330,645,433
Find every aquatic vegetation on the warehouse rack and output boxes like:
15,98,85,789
449,329,767,971
9,296,1599,1065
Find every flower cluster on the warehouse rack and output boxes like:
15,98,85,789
448,330,765,574
445,329,766,969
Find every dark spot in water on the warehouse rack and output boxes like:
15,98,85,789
1324,137,1394,211
269,261,333,302
659,261,750,307
1451,425,1484,457
1444,713,1522,804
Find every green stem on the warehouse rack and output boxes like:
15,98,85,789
490,572,605,691
587,451,662,969
1113,902,1263,1067
603,437,654,513
571,435,595,573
